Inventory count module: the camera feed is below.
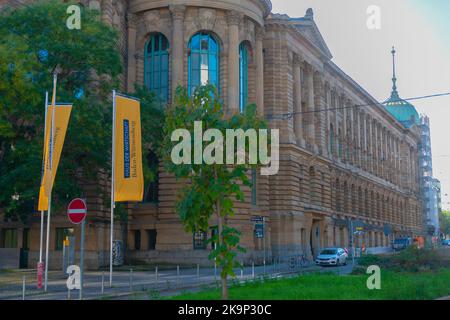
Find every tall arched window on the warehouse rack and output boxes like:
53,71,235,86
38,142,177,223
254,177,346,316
145,33,169,103
188,32,220,95
239,42,249,113
329,124,335,156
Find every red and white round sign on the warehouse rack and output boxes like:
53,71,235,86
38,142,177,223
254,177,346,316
67,198,87,225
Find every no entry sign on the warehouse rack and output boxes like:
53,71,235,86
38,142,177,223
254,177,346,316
67,198,87,224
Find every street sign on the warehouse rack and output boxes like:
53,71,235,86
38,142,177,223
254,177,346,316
67,198,86,299
383,224,392,236
67,198,87,225
251,216,264,223
254,223,264,238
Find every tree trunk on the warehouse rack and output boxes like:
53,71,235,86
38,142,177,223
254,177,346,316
215,168,228,300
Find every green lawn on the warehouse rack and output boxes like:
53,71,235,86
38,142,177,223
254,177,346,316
171,269,450,300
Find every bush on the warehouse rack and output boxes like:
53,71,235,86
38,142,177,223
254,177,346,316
357,247,445,273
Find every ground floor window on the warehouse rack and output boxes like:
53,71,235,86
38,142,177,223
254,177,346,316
193,230,207,250
210,226,218,250
146,229,157,250
134,230,141,250
55,228,74,251
1,228,18,248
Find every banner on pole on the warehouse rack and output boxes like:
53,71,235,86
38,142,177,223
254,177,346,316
38,104,73,211
113,94,144,202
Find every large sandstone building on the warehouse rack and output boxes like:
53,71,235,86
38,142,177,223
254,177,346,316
0,0,424,269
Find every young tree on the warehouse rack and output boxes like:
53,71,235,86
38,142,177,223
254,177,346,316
0,1,163,221
161,85,268,299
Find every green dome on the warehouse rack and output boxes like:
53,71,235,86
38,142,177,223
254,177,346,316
384,92,420,128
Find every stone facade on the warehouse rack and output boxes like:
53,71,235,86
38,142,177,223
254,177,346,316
0,0,424,269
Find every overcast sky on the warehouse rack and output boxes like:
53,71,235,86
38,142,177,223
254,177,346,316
271,0,450,210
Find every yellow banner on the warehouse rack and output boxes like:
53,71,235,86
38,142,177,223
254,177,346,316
114,94,144,202
38,104,72,211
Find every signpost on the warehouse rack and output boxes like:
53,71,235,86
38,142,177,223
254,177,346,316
67,198,87,300
251,216,266,267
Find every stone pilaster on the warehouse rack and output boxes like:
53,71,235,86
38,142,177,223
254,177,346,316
101,0,113,26
293,54,305,147
255,26,265,116
126,13,137,92
304,63,316,152
170,5,186,99
227,10,241,115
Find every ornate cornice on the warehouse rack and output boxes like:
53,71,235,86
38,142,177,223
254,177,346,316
169,4,186,20
127,13,138,29
255,25,265,41
227,10,242,26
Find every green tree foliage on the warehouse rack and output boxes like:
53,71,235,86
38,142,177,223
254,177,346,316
0,1,163,222
439,210,450,236
161,85,268,299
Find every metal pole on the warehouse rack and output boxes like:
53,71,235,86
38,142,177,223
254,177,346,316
197,264,200,279
110,90,116,287
79,219,85,300
39,93,48,265
263,217,266,267
22,276,25,300
214,260,217,280
44,74,57,292
177,265,180,287
101,271,105,294
351,220,355,265
252,261,255,278
240,263,243,279
129,269,133,291
155,266,158,282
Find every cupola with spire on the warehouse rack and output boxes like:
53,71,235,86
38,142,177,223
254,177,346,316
383,46,420,128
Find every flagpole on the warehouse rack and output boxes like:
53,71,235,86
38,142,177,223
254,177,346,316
39,92,49,265
110,90,116,286
44,72,58,292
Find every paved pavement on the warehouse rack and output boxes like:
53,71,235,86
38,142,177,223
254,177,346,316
0,261,354,300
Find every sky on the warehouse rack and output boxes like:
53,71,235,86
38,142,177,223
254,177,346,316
271,0,450,210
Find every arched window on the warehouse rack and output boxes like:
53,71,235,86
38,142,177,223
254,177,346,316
338,129,343,159
188,32,220,95
239,42,249,113
329,124,335,156
145,33,170,103
309,166,315,204
144,150,159,203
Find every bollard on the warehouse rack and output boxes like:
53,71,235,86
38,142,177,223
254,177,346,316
129,269,133,291
252,261,255,278
22,276,26,300
101,271,105,294
155,266,158,282
197,264,200,279
263,260,266,274
176,265,180,287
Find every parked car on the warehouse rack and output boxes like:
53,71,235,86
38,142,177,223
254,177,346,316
442,239,450,246
392,238,411,251
315,248,347,266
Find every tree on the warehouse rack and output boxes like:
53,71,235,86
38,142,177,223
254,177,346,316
439,210,450,236
161,85,268,299
0,1,163,222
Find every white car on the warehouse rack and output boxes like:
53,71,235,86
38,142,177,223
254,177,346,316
315,248,347,266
